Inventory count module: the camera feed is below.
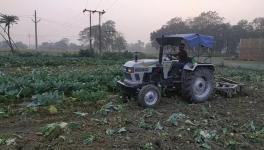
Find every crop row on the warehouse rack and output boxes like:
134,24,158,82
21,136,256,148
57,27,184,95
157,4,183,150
0,63,123,105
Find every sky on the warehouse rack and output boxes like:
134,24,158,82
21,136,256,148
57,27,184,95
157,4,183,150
0,0,263,45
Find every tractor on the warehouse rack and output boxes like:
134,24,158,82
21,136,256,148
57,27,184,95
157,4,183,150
117,33,218,108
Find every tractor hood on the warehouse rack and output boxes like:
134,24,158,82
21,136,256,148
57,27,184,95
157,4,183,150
124,59,159,68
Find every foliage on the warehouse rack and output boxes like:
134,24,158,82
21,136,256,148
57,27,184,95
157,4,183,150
167,112,186,126
0,106,9,118
193,129,218,149
101,51,134,60
31,91,62,106
138,117,153,130
38,38,81,51
216,66,264,86
68,122,81,130
0,136,16,146
73,112,88,117
79,20,127,52
0,55,124,105
142,142,154,150
79,48,96,57
106,127,127,136
73,90,107,102
0,54,125,67
0,14,19,52
99,102,124,115
0,137,6,145
142,108,160,118
41,122,68,138
154,121,163,131
83,134,95,145
150,11,264,54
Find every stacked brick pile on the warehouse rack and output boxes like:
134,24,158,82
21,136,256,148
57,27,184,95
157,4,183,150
239,38,264,61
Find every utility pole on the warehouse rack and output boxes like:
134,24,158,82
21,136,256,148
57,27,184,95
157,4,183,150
28,34,31,49
32,10,41,50
83,9,94,50
93,10,105,54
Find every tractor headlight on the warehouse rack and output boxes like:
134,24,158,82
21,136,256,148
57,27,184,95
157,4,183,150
126,67,134,73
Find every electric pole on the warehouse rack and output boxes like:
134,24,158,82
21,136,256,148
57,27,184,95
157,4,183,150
83,9,94,50
28,34,31,49
92,10,105,54
32,10,41,50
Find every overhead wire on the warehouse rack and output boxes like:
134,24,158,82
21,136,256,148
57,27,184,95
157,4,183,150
41,17,83,29
1,0,123,44
96,0,104,10
85,0,89,8
106,0,119,11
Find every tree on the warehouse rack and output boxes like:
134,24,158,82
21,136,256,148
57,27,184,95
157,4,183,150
38,38,80,51
79,20,127,53
113,33,127,52
0,40,10,49
150,11,264,55
54,38,70,50
190,11,224,30
150,17,190,48
15,42,27,49
252,17,264,37
127,40,145,52
0,14,19,53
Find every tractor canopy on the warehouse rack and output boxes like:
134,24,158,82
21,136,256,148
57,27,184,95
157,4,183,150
156,33,215,49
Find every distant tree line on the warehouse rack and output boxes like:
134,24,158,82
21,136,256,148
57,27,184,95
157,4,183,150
0,41,27,50
150,11,264,55
79,20,127,52
38,38,81,51
127,40,156,53
0,38,81,51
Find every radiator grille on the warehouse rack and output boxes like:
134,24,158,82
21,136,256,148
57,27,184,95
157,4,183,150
124,72,132,80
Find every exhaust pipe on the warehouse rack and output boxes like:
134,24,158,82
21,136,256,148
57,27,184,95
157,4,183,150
134,52,138,62
159,35,164,64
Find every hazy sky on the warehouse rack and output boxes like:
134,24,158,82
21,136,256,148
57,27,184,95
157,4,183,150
0,0,263,45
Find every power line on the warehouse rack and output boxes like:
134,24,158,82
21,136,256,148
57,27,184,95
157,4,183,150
106,0,119,11
96,0,104,9
85,0,89,8
41,18,83,29
12,33,79,38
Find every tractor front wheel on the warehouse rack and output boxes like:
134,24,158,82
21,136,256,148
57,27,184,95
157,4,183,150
138,85,161,108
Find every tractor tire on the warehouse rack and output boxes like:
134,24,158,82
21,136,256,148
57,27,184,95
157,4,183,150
181,68,215,103
138,85,161,108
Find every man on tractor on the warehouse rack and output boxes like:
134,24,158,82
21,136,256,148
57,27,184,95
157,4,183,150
169,43,190,77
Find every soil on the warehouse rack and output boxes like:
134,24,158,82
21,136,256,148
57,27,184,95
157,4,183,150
0,88,264,150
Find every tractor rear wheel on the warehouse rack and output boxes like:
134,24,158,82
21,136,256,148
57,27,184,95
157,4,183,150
181,68,215,103
138,85,161,108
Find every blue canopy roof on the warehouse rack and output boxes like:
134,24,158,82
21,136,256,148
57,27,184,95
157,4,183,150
156,33,215,48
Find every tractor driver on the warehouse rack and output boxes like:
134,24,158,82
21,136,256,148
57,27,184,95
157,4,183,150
170,43,189,75
176,43,188,64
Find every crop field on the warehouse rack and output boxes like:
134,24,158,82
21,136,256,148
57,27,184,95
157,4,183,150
0,54,264,150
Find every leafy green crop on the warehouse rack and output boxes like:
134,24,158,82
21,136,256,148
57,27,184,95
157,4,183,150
0,55,124,105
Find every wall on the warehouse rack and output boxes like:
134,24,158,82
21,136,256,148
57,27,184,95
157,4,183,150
239,39,264,61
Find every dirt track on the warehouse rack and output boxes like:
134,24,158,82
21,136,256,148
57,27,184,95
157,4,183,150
0,87,264,150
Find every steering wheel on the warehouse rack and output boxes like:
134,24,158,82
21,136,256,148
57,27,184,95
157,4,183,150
166,54,177,60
